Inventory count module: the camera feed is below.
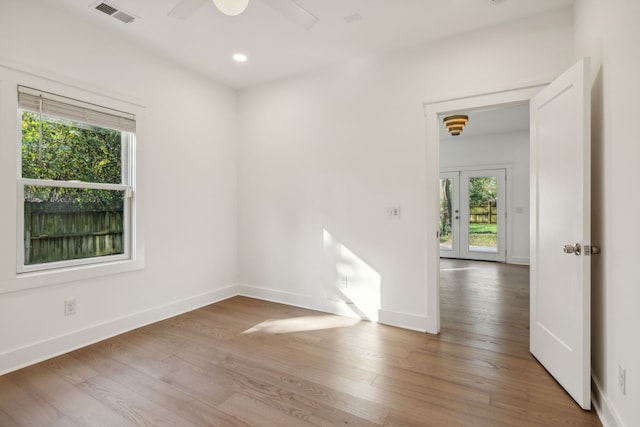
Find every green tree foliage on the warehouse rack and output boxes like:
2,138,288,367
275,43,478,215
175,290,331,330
439,178,453,240
21,111,122,206
468,177,497,204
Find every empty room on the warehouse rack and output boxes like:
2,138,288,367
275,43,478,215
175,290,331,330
0,0,638,426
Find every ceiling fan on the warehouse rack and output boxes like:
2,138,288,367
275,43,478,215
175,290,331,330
168,0,319,29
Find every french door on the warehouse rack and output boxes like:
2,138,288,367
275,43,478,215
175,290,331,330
439,169,506,262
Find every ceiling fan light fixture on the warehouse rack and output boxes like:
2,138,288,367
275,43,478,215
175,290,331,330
212,0,249,16
443,115,469,136
233,53,248,63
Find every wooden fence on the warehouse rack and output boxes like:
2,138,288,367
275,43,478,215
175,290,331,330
469,201,497,224
24,201,124,265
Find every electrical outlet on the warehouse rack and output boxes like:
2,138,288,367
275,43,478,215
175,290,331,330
618,364,626,395
64,299,77,316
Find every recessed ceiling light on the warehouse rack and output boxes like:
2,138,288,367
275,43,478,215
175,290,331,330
233,53,248,63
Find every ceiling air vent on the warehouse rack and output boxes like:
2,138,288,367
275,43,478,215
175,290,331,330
92,1,137,24
95,2,117,15
112,10,135,24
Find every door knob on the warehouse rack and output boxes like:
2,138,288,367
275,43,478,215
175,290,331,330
563,243,581,256
585,245,601,255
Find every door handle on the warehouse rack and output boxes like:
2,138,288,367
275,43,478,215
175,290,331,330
585,245,601,255
563,243,582,256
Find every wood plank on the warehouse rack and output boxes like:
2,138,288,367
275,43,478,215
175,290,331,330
191,349,389,424
7,364,135,426
72,347,250,427
0,407,21,427
0,374,63,426
217,393,316,427
76,374,199,427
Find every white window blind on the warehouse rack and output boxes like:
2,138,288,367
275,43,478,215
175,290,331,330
18,86,136,133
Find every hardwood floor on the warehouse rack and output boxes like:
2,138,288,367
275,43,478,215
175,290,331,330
0,260,601,426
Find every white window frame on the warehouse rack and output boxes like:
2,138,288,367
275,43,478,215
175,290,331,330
17,152,134,274
0,67,145,293
17,88,135,274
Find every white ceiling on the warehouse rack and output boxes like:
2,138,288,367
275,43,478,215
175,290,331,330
50,0,573,89
439,103,530,141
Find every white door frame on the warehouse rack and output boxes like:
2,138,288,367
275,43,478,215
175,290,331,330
424,83,547,334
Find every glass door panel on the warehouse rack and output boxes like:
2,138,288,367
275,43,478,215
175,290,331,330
439,172,459,258
467,176,498,253
460,169,506,262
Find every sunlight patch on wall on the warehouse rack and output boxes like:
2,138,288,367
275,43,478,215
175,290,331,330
323,229,381,321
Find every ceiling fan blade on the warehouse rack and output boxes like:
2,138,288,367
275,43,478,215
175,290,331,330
262,0,319,30
168,0,207,20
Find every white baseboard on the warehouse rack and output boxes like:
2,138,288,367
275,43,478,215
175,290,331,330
508,256,530,265
0,285,240,375
236,284,325,312
1,284,432,375
378,309,428,333
237,284,373,321
592,375,623,427
237,284,429,332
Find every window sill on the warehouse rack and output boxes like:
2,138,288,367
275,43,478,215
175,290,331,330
1,257,144,294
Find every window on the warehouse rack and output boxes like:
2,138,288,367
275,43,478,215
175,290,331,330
17,86,136,273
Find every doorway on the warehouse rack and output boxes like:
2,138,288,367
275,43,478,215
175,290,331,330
423,84,544,334
440,168,506,262
425,62,592,409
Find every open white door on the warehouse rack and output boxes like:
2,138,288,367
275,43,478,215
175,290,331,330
530,58,591,409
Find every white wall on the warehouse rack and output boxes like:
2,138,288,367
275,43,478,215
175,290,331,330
237,10,573,330
440,131,530,264
0,0,238,373
575,1,640,426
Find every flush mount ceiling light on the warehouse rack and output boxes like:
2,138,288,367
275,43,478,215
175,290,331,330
443,115,469,136
212,0,249,16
